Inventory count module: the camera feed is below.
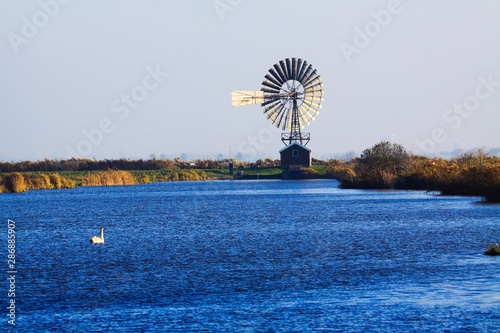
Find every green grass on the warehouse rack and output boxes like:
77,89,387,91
234,167,281,176
310,165,328,175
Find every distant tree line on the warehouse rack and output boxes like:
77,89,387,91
0,158,175,172
0,157,291,173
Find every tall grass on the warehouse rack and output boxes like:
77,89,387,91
2,172,27,193
329,146,500,202
0,169,211,193
0,172,77,193
81,170,136,186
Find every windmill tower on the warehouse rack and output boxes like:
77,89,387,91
231,58,324,173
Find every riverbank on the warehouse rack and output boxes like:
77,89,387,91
0,166,334,193
327,142,500,203
1,143,498,202
0,170,208,193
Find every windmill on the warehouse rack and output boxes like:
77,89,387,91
231,58,324,147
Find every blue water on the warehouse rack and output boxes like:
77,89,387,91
1,179,500,332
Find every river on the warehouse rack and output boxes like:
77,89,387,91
1,180,499,332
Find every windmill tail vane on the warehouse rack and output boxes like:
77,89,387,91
231,57,324,146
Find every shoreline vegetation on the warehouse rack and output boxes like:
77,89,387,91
327,142,500,203
1,142,499,202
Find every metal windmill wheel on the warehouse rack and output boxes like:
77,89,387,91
232,58,324,146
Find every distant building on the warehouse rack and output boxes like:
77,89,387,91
279,143,311,169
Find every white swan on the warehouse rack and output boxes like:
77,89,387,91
90,227,104,244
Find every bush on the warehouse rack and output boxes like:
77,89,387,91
485,243,500,256
50,173,62,189
331,143,500,201
301,168,319,179
347,141,411,189
81,170,136,186
4,173,27,193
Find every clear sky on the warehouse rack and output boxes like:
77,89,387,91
1,0,499,161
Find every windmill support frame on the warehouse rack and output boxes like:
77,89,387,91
281,132,310,146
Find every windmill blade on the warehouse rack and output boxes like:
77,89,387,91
296,59,307,82
265,73,282,88
304,93,324,102
304,91,323,99
304,80,322,95
282,109,293,131
262,79,281,92
266,107,280,122
303,75,322,89
273,63,287,84
267,105,283,124
285,58,293,80
299,105,317,121
304,90,323,99
263,100,280,111
279,60,289,81
231,90,265,106
261,94,282,107
269,68,285,85
307,84,323,94
270,112,282,126
297,64,312,83
280,109,288,130
304,94,324,102
291,58,298,80
261,87,280,95
274,105,287,129
269,105,282,122
297,109,310,128
302,99,322,110
263,101,281,117
269,105,285,128
303,74,321,85
301,69,318,88
295,106,307,125
303,96,323,106
306,95,324,103
304,83,324,94
299,104,316,118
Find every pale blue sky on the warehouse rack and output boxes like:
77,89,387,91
1,0,499,161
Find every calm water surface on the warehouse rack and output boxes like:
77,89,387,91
1,179,499,332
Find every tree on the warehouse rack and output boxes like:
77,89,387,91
358,141,410,173
356,141,411,188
